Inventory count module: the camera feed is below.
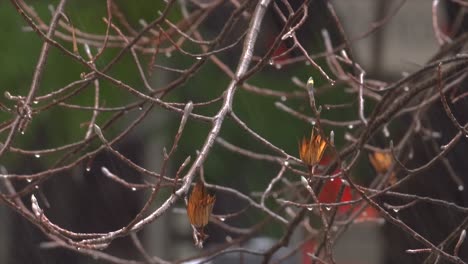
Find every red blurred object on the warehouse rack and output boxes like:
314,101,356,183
301,240,316,264
316,155,353,214
270,39,291,64
300,156,381,263
318,178,352,214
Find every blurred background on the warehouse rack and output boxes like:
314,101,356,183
0,0,467,263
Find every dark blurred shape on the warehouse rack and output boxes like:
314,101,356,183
383,2,468,263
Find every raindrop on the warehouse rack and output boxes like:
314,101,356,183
403,86,409,92
219,217,226,222
86,167,91,172
440,145,447,150
330,178,335,182
305,61,310,66
77,247,81,251
131,187,137,191
165,51,172,58
283,161,289,166
459,185,464,191
325,206,331,211
195,56,202,60
21,131,25,135
280,96,287,102
307,206,313,211
27,178,32,183
268,59,274,65
348,124,354,129
275,63,282,70
138,106,143,111
393,208,399,213
311,121,316,126
465,134,468,138
34,185,39,189
33,100,39,104
34,154,41,158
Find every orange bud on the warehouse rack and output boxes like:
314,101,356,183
369,152,392,174
299,128,327,167
369,151,396,185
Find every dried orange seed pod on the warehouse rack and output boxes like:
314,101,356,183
369,152,392,174
299,127,328,167
187,181,215,229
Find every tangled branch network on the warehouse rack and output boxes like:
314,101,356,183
2,0,468,263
